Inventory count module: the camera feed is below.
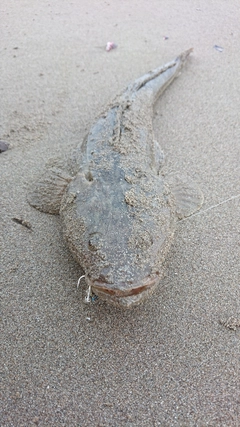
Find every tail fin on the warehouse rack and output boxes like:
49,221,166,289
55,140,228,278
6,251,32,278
126,48,193,105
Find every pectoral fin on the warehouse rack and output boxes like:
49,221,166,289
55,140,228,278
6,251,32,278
28,163,72,214
168,176,204,219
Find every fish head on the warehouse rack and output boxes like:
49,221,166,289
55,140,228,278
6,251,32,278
60,170,175,308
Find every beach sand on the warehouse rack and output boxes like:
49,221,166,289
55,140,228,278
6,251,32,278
1,1,240,425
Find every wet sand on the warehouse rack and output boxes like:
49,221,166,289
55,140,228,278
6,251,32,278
1,1,240,425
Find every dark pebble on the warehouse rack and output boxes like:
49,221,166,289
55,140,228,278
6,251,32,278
0,141,9,153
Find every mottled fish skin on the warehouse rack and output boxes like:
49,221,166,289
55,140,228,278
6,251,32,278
59,49,194,307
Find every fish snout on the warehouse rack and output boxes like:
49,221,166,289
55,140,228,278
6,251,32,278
86,274,160,307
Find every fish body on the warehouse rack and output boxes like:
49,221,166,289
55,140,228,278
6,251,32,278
29,49,203,308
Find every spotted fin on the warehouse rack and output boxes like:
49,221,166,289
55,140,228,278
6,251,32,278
168,176,204,219
28,160,72,215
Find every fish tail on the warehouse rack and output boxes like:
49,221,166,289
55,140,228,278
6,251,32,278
176,47,193,64
127,48,193,105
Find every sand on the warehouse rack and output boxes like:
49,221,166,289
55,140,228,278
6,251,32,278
1,1,240,425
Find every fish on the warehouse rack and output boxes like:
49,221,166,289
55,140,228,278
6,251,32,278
28,48,203,308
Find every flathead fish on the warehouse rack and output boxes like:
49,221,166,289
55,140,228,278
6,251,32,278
29,48,203,308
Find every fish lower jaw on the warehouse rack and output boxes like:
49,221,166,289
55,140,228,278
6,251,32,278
87,276,160,308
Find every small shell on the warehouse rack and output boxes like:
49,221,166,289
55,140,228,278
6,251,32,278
106,42,117,52
214,45,223,52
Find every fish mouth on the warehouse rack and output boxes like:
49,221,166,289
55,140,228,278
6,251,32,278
86,275,158,298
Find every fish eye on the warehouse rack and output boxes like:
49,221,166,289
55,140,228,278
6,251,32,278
85,171,93,182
